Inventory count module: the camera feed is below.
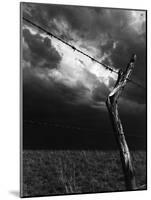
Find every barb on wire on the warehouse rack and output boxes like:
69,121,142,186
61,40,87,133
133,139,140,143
22,17,146,90
23,17,118,73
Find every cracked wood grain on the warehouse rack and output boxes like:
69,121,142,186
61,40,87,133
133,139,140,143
106,54,137,190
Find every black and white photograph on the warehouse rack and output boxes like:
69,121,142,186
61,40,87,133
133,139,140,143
20,2,147,198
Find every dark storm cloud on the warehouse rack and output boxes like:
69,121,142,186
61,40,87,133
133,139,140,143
23,67,90,107
108,37,146,82
22,3,146,114
92,83,109,102
121,83,146,105
22,26,111,108
21,3,146,151
23,3,132,40
23,68,109,129
23,3,146,78
23,67,146,138
23,28,61,69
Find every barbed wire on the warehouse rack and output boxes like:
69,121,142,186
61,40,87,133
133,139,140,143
23,17,146,90
24,120,146,138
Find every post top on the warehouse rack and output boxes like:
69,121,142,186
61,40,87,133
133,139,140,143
131,54,137,62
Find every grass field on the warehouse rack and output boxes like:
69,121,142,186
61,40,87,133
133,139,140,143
22,150,146,197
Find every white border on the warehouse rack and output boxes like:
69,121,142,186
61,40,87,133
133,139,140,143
0,0,150,199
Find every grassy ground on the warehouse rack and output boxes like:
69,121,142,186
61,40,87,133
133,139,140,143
22,150,146,197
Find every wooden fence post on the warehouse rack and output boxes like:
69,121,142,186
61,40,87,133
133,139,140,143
106,54,137,190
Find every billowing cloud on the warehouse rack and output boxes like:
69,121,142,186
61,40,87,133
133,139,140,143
22,24,117,107
23,28,61,69
22,3,146,124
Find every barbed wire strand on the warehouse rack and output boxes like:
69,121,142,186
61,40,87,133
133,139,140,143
24,120,146,138
23,17,146,90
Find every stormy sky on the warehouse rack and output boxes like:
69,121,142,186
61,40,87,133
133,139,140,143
21,3,146,144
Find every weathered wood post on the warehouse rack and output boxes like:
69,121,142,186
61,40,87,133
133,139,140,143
106,54,137,190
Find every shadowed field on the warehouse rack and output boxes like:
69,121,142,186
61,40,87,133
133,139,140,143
22,150,146,197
